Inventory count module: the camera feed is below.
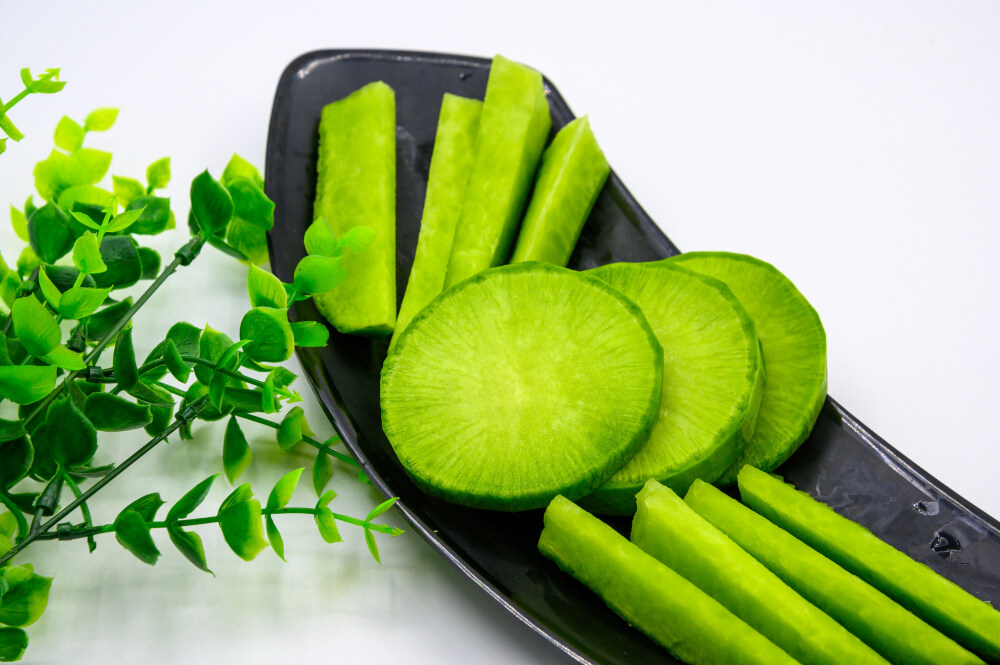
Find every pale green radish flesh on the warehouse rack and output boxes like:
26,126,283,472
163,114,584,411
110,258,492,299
444,55,551,287
668,252,826,483
538,496,800,665
685,477,985,665
633,480,890,665
738,465,1000,661
381,263,662,511
509,116,609,266
580,262,763,514
312,81,396,336
392,94,482,345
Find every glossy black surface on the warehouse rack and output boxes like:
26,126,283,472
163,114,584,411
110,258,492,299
265,50,1000,665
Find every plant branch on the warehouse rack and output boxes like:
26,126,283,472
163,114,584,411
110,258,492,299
233,411,357,468
0,396,208,566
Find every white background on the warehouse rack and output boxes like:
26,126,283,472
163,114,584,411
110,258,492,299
2,1,999,663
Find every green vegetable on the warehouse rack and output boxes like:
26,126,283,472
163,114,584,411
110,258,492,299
668,252,827,483
684,477,985,665
381,263,662,511
312,81,396,336
633,479,889,665
538,495,799,665
510,116,609,265
444,55,551,286
737,465,1000,661
392,93,482,344
581,262,763,514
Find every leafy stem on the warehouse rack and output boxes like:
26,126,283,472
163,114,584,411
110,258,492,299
0,397,208,567
61,472,96,552
233,411,358,469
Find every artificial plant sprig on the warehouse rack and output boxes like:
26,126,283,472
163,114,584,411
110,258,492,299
0,68,66,157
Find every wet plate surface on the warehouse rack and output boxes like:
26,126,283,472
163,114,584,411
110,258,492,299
265,50,1000,665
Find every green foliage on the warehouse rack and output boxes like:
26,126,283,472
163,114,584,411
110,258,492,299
246,264,287,309
0,565,52,626
113,510,159,565
83,393,151,432
240,307,293,363
217,484,268,561
277,407,311,451
0,366,56,405
222,417,251,483
46,397,97,468
113,327,139,390
190,170,233,237
0,627,28,662
292,255,345,296
146,157,170,191
290,321,329,348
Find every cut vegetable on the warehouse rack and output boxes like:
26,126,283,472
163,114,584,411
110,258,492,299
738,465,1000,661
633,480,890,665
668,252,826,483
392,94,482,344
581,262,763,514
444,55,551,287
381,263,662,511
538,495,800,665
685,477,985,665
312,81,396,336
509,116,609,266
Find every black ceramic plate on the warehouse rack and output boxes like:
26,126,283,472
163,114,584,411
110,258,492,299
265,50,1000,665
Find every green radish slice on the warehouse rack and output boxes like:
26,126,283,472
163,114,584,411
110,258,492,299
509,116,609,266
738,465,1000,661
538,496,801,665
685,477,985,665
392,94,482,345
580,262,763,514
444,55,551,287
668,252,826,483
381,263,662,511
633,480,891,665
312,81,396,336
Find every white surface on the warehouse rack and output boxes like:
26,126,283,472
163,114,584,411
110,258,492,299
2,1,999,663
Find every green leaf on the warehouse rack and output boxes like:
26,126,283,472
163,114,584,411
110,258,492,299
113,327,139,389
126,196,171,235
91,235,142,289
194,325,233,385
316,489,337,509
340,226,378,253
0,274,20,309
225,217,269,266
33,150,89,200
291,320,329,347
37,268,62,309
0,627,28,662
0,436,33,489
190,170,233,236
292,255,345,295
227,177,274,231
162,339,190,382
146,157,171,191
9,206,28,242
70,210,102,231
208,340,247,412
366,497,398,522
0,565,51,627
12,296,60,356
86,297,132,343
84,393,152,431
312,451,333,496
247,265,287,309
59,286,113,319
167,474,218,522
364,527,381,564
73,148,112,184
141,321,200,381
84,107,118,132
223,417,251,483
46,397,97,467
104,206,146,233
265,515,285,561
16,247,40,280
114,510,160,565
304,219,339,257
0,137,6,155
261,374,276,413
0,419,26,444
136,246,159,280
119,492,165,522
40,344,86,370
266,468,303,511
217,484,269,561
240,307,294,363
0,366,56,405
72,232,107,274
168,525,212,574
315,509,342,544
144,404,174,437
125,380,174,407
221,154,263,188
21,67,65,94
58,185,114,217
112,175,145,209
0,114,23,142
54,116,84,152
28,203,74,263
277,406,311,451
